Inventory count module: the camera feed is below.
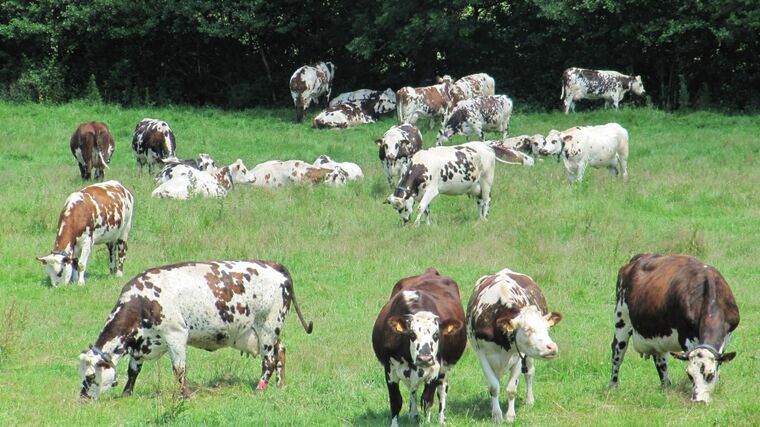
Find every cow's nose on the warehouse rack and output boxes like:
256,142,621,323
416,354,434,366
544,342,558,357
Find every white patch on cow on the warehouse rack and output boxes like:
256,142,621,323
245,160,330,188
539,123,629,182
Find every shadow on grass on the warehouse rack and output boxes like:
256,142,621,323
351,396,494,425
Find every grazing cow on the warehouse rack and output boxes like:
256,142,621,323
329,88,396,109
245,160,333,188
312,155,363,187
384,141,497,226
375,124,424,188
467,268,562,423
610,254,740,403
78,260,313,399
151,160,247,199
448,73,496,106
372,268,466,426
561,68,645,114
37,181,134,287
70,121,115,181
396,76,453,129
436,95,513,146
538,123,629,182
289,61,336,123
132,118,177,174
155,153,217,184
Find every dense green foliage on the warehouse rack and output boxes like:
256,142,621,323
1,1,758,110
0,102,758,425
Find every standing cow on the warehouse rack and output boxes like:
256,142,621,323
561,68,645,114
610,254,740,403
79,260,313,399
131,118,177,174
396,76,453,130
375,124,424,188
448,73,496,106
436,95,513,146
289,61,336,123
37,180,134,287
467,268,562,423
70,121,115,180
372,268,466,427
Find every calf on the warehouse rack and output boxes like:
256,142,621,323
449,73,496,106
151,160,248,199
538,123,629,182
561,67,645,114
155,153,217,184
375,124,424,187
289,61,336,123
329,88,396,109
70,121,115,181
610,254,740,403
132,118,177,174
37,180,134,287
372,268,466,426
78,260,313,399
384,142,497,226
245,160,332,188
396,76,453,129
436,95,513,146
467,268,562,423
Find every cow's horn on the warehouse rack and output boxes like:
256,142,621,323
98,151,110,169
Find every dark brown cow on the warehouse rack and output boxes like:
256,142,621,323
610,254,740,403
372,268,466,427
70,121,115,180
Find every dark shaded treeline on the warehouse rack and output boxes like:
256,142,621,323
1,0,757,111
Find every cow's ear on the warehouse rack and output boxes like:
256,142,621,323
719,352,737,363
36,256,48,265
383,197,391,205
670,351,690,361
387,316,409,335
562,135,573,142
375,139,383,147
545,312,563,327
440,319,463,336
495,316,516,335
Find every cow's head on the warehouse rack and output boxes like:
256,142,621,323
671,345,736,403
79,345,117,400
37,252,75,287
497,305,562,360
538,130,565,156
197,153,217,171
97,131,115,165
436,109,467,146
324,166,349,187
388,310,463,367
384,192,414,224
228,159,249,184
528,134,546,156
631,75,646,96
376,132,412,161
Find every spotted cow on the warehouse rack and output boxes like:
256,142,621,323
313,92,395,129
467,268,562,423
312,155,363,187
289,61,336,123
561,68,645,114
245,160,332,188
151,160,248,199
487,134,545,158
610,254,740,403
436,95,513,146
155,153,217,184
372,268,466,427
70,121,115,181
37,181,134,287
329,88,396,109
131,118,177,174
448,73,496,106
375,124,424,188
78,260,313,399
396,76,453,130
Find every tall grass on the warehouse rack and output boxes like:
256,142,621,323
0,101,758,425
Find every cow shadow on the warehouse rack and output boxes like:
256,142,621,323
197,373,251,393
352,396,493,425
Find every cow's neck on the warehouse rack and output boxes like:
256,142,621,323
93,303,141,364
93,335,127,366
697,284,728,348
53,222,83,254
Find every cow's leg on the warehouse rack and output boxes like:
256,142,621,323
436,372,449,424
166,335,191,398
408,389,418,421
618,152,629,182
420,379,438,422
524,357,536,405
275,339,286,387
477,180,492,221
107,242,117,275
385,367,403,427
415,188,439,226
653,353,671,387
77,162,88,180
122,357,143,396
504,355,522,423
95,166,104,181
476,350,504,423
114,239,127,277
609,303,633,388
76,240,93,285
563,95,574,114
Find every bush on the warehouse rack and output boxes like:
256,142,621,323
5,58,66,104
83,74,103,104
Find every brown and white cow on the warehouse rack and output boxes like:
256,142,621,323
289,61,336,123
151,160,248,199
396,76,453,129
155,153,217,184
487,134,545,158
372,268,466,427
131,118,177,174
37,180,134,287
245,160,332,188
70,121,115,181
78,260,313,399
561,68,645,114
312,155,363,187
313,95,394,129
375,124,424,188
448,73,496,106
329,88,396,109
610,254,740,403
486,143,535,167
436,95,513,146
467,268,562,423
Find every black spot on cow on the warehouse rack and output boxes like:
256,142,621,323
618,341,626,349
615,319,625,329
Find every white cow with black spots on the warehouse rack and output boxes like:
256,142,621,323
436,95,513,146
561,68,645,114
375,124,424,188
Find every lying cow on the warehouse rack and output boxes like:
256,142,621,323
396,76,453,129
375,124,424,188
561,67,645,114
246,160,332,188
372,268,466,426
70,121,115,180
79,260,313,399
329,88,396,109
289,61,336,123
132,118,178,174
151,160,248,199
37,180,134,287
539,123,629,182
610,254,740,403
155,153,217,184
467,268,562,423
449,73,496,106
385,141,497,226
436,95,513,146
488,134,545,157
486,143,535,167
313,155,363,187
313,100,380,129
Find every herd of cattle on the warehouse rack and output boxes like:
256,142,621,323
33,60,741,426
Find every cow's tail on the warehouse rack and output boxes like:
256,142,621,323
560,79,565,100
291,288,313,334
396,95,404,123
295,96,305,123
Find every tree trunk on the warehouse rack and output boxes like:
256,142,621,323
259,47,277,104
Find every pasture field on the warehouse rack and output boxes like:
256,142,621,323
0,101,758,426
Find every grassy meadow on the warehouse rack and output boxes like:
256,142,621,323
0,101,758,426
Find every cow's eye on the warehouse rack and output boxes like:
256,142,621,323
409,332,417,340
433,332,439,341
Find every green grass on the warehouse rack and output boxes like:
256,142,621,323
1,101,759,426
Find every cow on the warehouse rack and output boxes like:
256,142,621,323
561,68,645,114
289,61,336,123
384,141,498,226
314,90,397,129
372,267,466,427
486,144,535,167
70,121,115,181
151,160,248,199
37,181,134,287
329,88,396,109
466,268,562,423
131,118,178,174
436,95,513,146
487,134,545,158
396,76,453,129
245,160,333,188
538,123,629,183
375,124,424,188
448,73,496,106
78,260,313,399
155,153,217,184
610,254,740,403
312,155,363,187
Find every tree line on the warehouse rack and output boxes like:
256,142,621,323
1,0,757,111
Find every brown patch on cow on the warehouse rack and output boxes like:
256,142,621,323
95,293,164,348
289,70,308,92
303,167,332,184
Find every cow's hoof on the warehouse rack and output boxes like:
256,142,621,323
492,412,504,424
116,271,124,277
506,413,516,423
